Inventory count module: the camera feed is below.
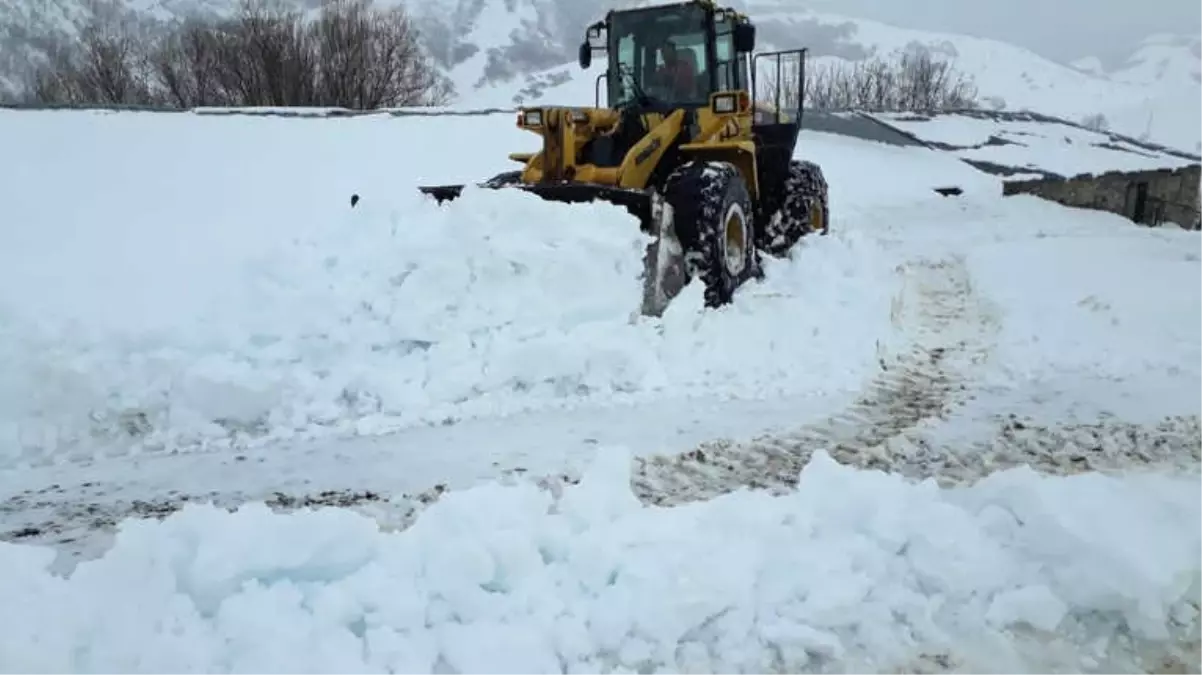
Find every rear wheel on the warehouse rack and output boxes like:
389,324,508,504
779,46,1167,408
662,161,761,308
760,159,830,257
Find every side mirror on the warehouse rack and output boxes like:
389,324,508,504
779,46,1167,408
733,23,756,52
578,41,592,69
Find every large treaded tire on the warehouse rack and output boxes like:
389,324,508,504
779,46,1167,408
662,160,761,308
759,159,830,257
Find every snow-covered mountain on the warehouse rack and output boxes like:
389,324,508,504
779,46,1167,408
0,0,613,101
1,0,1198,150
0,0,228,96
455,2,1201,152
1068,33,1201,152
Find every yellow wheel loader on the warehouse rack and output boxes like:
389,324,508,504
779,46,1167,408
412,0,830,316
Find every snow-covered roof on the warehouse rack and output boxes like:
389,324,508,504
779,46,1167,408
869,109,1201,180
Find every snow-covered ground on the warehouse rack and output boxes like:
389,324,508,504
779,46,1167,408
0,110,899,464
0,109,1199,673
870,111,1200,178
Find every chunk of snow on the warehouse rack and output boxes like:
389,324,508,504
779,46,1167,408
0,450,1197,673
0,110,900,464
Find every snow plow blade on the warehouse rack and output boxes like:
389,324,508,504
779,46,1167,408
417,182,653,230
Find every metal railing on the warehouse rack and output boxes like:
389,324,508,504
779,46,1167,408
750,48,806,125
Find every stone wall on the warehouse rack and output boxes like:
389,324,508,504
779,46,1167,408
1003,164,1202,230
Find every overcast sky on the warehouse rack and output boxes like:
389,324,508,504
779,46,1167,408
802,0,1201,66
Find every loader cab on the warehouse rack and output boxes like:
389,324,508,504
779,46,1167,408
579,1,756,112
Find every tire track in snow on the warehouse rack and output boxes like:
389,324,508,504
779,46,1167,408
3,256,972,553
629,255,1200,506
9,251,1202,667
4,255,1199,570
632,255,997,506
633,270,1202,675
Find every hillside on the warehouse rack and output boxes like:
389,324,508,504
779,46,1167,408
0,0,1198,150
1092,33,1202,154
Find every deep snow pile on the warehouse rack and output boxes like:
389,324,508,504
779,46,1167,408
1,449,1198,673
0,110,898,467
967,224,1200,390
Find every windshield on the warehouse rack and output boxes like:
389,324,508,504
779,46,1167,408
607,4,712,107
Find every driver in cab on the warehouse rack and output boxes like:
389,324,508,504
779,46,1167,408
655,41,697,99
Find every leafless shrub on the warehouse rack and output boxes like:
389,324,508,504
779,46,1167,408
26,9,156,105
759,48,979,114
209,0,319,107
151,18,224,107
311,0,449,108
23,0,452,108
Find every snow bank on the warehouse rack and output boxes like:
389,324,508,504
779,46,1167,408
801,130,1001,209
0,110,899,464
966,200,1200,384
1,450,1197,673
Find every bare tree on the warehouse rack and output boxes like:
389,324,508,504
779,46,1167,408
208,0,317,106
894,49,976,112
312,0,449,108
23,8,155,105
758,50,979,114
79,21,152,103
26,44,79,103
151,19,223,107
24,0,450,109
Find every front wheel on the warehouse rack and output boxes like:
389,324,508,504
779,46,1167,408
662,160,761,308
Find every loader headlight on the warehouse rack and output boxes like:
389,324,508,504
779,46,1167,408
523,109,543,126
712,93,737,114
572,109,589,123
